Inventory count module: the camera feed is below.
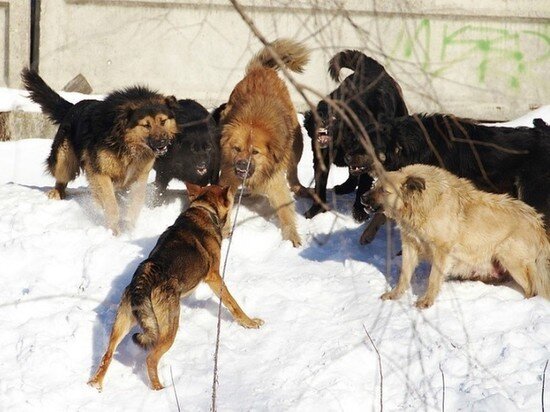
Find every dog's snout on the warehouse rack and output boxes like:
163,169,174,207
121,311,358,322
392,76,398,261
235,159,249,171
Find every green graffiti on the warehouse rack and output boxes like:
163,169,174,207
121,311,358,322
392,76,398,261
390,21,550,90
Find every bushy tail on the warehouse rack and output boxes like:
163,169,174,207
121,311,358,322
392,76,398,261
129,261,160,349
246,38,310,74
328,50,386,82
21,68,73,124
534,241,550,299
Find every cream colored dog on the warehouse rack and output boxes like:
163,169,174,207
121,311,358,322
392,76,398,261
362,164,550,308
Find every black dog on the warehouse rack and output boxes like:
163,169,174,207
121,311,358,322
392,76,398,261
359,114,550,241
303,50,408,221
153,99,220,200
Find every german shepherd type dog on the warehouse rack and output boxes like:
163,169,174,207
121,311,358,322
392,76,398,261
88,183,263,391
362,164,550,308
22,69,178,234
218,39,310,247
303,50,408,221
358,114,550,239
153,99,220,200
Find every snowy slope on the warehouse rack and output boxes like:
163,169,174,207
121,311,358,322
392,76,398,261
0,103,549,411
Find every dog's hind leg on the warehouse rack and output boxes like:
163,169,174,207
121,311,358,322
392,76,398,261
381,241,418,301
204,270,264,329
266,174,301,247
46,131,79,200
88,294,135,391
287,125,309,198
145,294,180,390
498,257,536,298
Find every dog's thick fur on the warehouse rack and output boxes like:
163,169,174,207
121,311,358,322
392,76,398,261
218,39,310,247
359,114,550,234
303,50,408,221
22,69,178,234
153,99,220,199
362,164,550,308
88,184,263,391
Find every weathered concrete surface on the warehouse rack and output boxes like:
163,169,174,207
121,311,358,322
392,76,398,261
25,1,550,120
0,1,31,88
0,112,58,141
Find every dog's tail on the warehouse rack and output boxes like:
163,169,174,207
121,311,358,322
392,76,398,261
129,261,161,349
534,241,550,299
21,68,73,125
328,50,387,82
246,38,309,74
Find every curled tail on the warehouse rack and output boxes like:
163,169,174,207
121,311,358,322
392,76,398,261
534,242,550,299
21,68,73,124
129,261,160,349
246,38,310,74
328,50,385,82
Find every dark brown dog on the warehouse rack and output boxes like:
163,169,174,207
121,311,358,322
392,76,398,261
88,183,264,391
218,39,310,247
22,69,178,234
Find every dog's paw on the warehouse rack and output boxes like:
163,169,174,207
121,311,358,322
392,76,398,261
334,182,356,195
352,204,369,222
87,378,103,392
380,290,402,301
415,296,434,309
151,382,165,391
240,317,264,329
304,204,324,219
47,188,64,200
359,226,377,245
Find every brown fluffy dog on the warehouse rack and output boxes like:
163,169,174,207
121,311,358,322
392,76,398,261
362,164,550,308
22,69,178,235
218,39,309,247
88,183,263,391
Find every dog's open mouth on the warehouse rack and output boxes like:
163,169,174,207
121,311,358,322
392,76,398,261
196,165,208,176
152,145,169,157
349,165,369,176
235,169,252,180
316,128,331,149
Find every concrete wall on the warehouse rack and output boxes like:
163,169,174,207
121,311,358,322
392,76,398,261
0,0,30,87
24,1,550,119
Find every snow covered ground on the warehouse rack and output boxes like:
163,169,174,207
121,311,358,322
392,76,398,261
1,96,549,411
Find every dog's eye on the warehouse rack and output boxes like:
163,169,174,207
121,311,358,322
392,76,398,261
142,123,151,129
252,149,259,155
233,146,241,153
160,119,166,126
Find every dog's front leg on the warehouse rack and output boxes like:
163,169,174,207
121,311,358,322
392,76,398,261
266,174,302,247
87,172,121,235
381,241,418,301
204,270,264,329
125,166,152,230
415,250,448,309
304,148,330,219
353,174,374,222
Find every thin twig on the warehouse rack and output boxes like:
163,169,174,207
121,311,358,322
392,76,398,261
170,365,181,412
439,363,445,412
211,154,252,412
543,360,548,412
363,324,383,412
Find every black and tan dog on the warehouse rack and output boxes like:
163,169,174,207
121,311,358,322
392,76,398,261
88,183,263,391
303,50,408,221
22,69,178,234
153,99,220,200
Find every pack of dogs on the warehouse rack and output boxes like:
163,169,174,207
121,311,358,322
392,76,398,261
20,38,550,390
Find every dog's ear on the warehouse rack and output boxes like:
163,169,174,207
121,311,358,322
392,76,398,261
402,176,426,193
185,182,203,200
164,95,178,110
